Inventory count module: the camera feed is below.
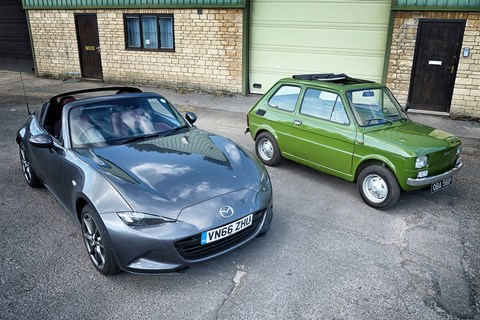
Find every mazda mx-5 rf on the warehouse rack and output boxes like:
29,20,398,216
16,87,273,275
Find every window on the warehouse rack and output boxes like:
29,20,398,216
125,14,174,50
268,85,301,112
300,89,349,124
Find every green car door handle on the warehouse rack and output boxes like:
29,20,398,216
294,120,302,125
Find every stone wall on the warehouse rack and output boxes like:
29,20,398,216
28,9,243,93
387,11,480,119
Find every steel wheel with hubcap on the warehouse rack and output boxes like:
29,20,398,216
357,165,400,210
81,205,119,275
19,143,42,187
255,132,281,166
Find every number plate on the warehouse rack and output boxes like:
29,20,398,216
201,214,253,245
431,176,453,193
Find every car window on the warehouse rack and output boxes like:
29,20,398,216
300,89,349,124
267,85,300,112
69,96,187,148
347,88,407,126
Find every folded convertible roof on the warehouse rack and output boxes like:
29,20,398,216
292,73,374,85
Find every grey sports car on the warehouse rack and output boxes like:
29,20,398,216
16,87,273,275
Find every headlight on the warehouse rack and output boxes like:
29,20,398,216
117,212,174,227
260,171,271,192
415,155,428,169
456,145,462,155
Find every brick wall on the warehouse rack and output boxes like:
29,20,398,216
387,11,480,119
28,9,243,93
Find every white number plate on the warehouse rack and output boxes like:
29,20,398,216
431,176,453,193
201,214,253,245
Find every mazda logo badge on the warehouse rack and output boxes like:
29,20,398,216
219,206,234,218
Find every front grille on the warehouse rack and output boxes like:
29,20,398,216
428,147,458,175
174,209,265,260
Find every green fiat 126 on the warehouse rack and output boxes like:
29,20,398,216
245,74,463,209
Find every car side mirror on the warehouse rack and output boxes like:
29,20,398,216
185,112,197,125
29,133,53,148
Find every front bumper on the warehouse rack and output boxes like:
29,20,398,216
102,201,273,274
406,158,463,187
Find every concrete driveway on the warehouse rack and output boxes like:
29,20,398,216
1,72,479,320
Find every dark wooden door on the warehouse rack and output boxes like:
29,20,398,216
407,20,465,113
75,14,103,79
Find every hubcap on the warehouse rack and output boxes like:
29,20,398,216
258,138,274,161
20,147,32,183
362,174,388,203
82,214,105,269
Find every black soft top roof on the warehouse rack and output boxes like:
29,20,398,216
293,73,374,85
49,87,142,101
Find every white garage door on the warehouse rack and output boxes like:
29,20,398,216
249,0,391,94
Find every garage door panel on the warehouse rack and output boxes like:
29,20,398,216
251,27,388,52
252,1,389,23
249,0,390,94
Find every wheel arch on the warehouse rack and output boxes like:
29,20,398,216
75,196,92,222
354,158,398,183
252,125,278,141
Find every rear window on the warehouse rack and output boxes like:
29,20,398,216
268,85,300,112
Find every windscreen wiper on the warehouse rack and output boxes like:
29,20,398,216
114,132,160,145
366,117,393,125
163,125,190,137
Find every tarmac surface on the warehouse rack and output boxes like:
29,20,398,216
1,71,479,320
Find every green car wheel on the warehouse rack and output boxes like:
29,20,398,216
357,165,400,210
255,132,282,166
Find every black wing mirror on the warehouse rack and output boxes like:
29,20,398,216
29,133,53,148
185,112,197,125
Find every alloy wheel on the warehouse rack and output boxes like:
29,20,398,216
82,213,106,269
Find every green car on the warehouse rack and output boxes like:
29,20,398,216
245,74,463,209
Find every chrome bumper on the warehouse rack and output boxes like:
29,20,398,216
406,159,463,187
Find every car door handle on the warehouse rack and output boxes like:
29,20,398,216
293,120,302,125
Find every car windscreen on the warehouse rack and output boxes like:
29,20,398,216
69,96,188,148
347,88,408,127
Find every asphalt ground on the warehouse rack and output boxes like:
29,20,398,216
1,71,480,320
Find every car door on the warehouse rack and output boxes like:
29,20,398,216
27,105,73,209
289,88,356,175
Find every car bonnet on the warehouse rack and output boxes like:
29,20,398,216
74,129,265,220
363,121,461,156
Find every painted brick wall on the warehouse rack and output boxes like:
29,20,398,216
28,9,243,93
387,11,480,118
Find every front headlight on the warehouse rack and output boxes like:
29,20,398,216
117,212,174,227
456,145,462,155
415,155,428,169
260,171,271,192
256,171,272,207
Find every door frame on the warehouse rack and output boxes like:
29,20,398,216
407,19,465,114
74,13,103,80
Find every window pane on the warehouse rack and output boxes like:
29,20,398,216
331,98,349,124
300,89,335,120
126,17,141,48
268,86,300,112
159,17,173,49
142,16,158,49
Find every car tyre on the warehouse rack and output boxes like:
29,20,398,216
19,143,42,188
81,205,120,275
255,132,282,166
357,165,400,210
